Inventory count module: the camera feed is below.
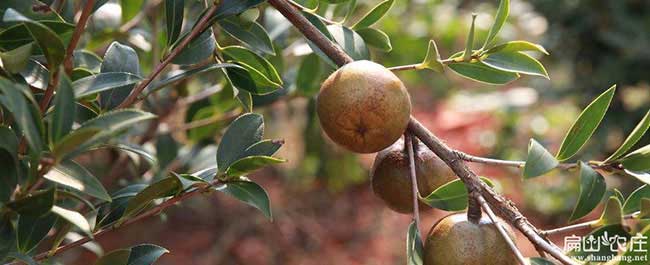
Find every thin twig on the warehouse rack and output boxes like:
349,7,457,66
63,0,95,75
388,59,455,72
116,3,221,109
476,194,527,265
540,212,639,237
404,133,421,234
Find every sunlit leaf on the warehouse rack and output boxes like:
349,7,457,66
99,42,141,109
51,206,92,237
523,139,559,179
448,61,519,85
73,72,143,99
356,27,392,52
0,42,33,73
482,0,510,49
351,0,394,29
596,196,624,226
482,51,548,78
119,176,182,222
45,160,111,202
418,40,444,73
621,145,650,172
569,162,606,222
484,40,548,55
225,155,285,176
605,110,650,162
3,8,65,67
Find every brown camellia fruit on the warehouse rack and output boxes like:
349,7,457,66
424,213,517,265
316,60,411,153
370,138,456,214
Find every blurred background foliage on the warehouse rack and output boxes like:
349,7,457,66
17,0,648,263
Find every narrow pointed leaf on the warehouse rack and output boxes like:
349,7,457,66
623,185,650,214
45,160,111,202
482,0,510,49
485,40,548,55
621,145,650,172
50,75,76,144
420,177,494,211
51,206,92,237
0,78,43,153
220,17,275,55
73,72,143,99
418,40,443,72
3,8,65,67
356,27,392,52
482,51,548,78
406,221,424,265
120,176,182,222
16,212,56,253
605,110,650,162
165,0,184,46
569,162,606,222
0,42,33,73
448,61,519,85
225,155,285,176
351,0,394,29
523,139,559,179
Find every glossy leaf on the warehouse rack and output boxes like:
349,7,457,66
605,110,650,162
51,206,92,237
73,50,103,72
0,78,43,153
212,0,265,20
482,51,549,78
16,212,56,253
7,188,55,216
217,113,264,171
624,170,650,186
94,244,168,265
243,139,283,157
420,177,494,211
463,14,477,61
215,180,272,220
327,25,369,61
448,61,519,85
556,85,616,161
225,156,285,176
105,142,158,167
482,0,510,49
52,127,102,160
99,42,141,109
418,40,444,72
220,17,275,55
3,8,65,67
19,59,48,89
351,0,394,29
406,221,424,265
523,139,559,179
171,29,216,65
356,27,392,52
621,145,650,172
50,75,76,144
0,42,33,73
73,72,143,99
156,134,178,169
119,176,182,222
295,54,322,96
485,40,548,55
569,162,606,222
222,46,283,95
45,160,111,202
623,185,650,214
164,0,184,47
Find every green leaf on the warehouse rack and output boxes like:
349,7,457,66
448,61,519,85
295,54,322,96
3,8,65,68
527,257,555,265
73,50,103,72
52,127,102,160
94,244,168,265
51,206,92,237
7,188,55,217
0,78,43,153
119,176,182,222
165,0,184,46
625,170,650,186
406,221,424,265
569,162,607,222
351,0,394,29
356,27,392,52
418,40,444,72
215,180,272,220
596,196,624,226
621,145,650,172
45,160,111,202
327,24,370,61
484,41,548,55
152,63,241,93
95,249,130,265
420,177,494,211
50,75,76,144
156,133,178,169
104,142,158,167
225,156,285,176
463,14,477,61
293,0,319,10
16,212,56,253
171,29,216,65
212,0,265,20
122,0,145,22
222,46,283,95
0,218,16,260
482,51,548,78
0,126,18,203
556,85,617,161
243,139,283,157
482,0,510,49
217,113,264,171
19,59,48,89
73,72,143,99
99,42,141,109
623,185,650,214
0,42,33,73
605,110,650,162
523,139,559,179
220,17,275,55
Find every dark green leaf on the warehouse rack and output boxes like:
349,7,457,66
0,78,43,153
623,185,650,214
104,142,158,167
156,134,178,169
3,8,65,67
16,212,56,253
448,61,519,85
243,139,283,157
640,198,650,219
171,29,216,65
220,17,275,55
0,42,33,73
482,51,548,78
217,113,264,172
295,54,322,96
119,176,182,222
484,41,548,55
126,244,169,265
420,177,494,211
327,25,369,61
351,0,394,29
51,205,92,237
225,156,285,176
482,0,509,49
556,85,616,161
45,160,111,202
569,162,606,222
523,139,559,179
621,145,650,172
73,72,143,99
0,126,18,203
19,59,48,89
213,0,265,20
356,27,392,52
50,75,76,144
215,180,272,220
605,110,650,162
99,42,141,109
0,218,16,261
222,46,283,95
7,188,55,216
165,0,184,46
406,221,423,265
74,50,103,72
52,127,102,160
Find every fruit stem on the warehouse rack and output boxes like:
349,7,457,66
476,194,528,265
467,192,482,224
405,133,421,234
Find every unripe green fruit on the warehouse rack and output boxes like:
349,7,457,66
316,60,411,153
424,213,517,265
370,138,456,214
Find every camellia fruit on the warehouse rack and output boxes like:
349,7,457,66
370,138,456,214
424,213,517,265
316,60,411,153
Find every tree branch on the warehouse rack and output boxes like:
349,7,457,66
63,0,95,76
404,133,421,234
116,3,220,109
540,212,639,237
475,194,527,265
